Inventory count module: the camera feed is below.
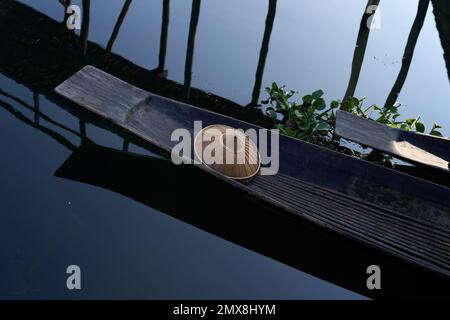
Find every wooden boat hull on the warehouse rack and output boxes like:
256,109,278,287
56,66,450,290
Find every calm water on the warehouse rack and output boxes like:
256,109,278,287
2,0,449,299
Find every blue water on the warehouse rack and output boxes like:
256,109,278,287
5,0,447,299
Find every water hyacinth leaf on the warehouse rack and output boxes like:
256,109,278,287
298,119,311,131
400,123,411,131
430,124,443,137
313,98,326,110
312,89,324,100
430,130,443,137
302,94,312,104
316,121,332,132
266,108,277,119
263,81,447,146
330,100,340,109
405,118,415,126
415,122,425,133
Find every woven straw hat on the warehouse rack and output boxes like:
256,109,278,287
194,124,261,181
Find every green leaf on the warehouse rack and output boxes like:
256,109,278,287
430,130,444,137
266,108,277,119
313,98,326,110
415,122,425,133
302,95,312,104
330,100,339,109
405,118,415,126
316,121,332,132
400,123,411,131
312,89,324,100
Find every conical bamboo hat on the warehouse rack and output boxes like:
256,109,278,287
194,125,261,181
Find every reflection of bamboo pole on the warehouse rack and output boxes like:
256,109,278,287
342,0,380,103
183,0,201,100
59,0,71,23
249,0,277,107
105,0,133,62
81,0,91,56
431,0,450,82
384,0,430,108
79,120,86,138
0,88,80,136
33,92,40,124
123,139,129,152
0,98,76,151
158,0,170,74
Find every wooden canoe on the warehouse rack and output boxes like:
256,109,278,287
54,140,450,298
336,110,450,172
55,66,450,283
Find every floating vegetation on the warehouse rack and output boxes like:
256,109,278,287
262,82,445,167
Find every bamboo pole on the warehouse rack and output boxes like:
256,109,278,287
33,92,40,124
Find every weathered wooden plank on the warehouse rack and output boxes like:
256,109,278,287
336,110,450,172
56,66,450,278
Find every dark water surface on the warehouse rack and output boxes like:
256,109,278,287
3,0,449,299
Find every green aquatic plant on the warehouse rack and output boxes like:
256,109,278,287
262,82,445,142
261,82,339,142
261,82,445,167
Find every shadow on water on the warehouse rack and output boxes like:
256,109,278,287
49,140,449,299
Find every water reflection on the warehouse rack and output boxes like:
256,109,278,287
0,90,77,151
183,0,201,100
105,0,132,62
80,0,90,56
3,0,450,298
384,0,430,108
22,0,450,118
249,0,277,107
157,0,170,75
433,0,450,82
343,0,381,101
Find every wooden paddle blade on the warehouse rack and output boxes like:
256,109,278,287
336,110,450,172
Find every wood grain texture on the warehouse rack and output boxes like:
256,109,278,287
336,110,450,171
56,66,450,278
